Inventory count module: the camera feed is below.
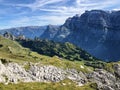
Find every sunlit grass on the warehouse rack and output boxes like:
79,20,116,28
0,79,97,90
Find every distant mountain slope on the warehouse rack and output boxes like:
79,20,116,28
40,10,120,62
17,39,96,61
0,26,47,39
17,38,106,69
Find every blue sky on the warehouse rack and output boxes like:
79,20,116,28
0,0,120,29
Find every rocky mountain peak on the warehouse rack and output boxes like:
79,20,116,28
64,10,110,31
40,10,120,61
40,25,60,40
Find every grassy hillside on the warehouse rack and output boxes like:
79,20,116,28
0,36,94,72
0,80,97,90
17,39,106,69
0,36,40,63
17,39,98,61
0,35,101,90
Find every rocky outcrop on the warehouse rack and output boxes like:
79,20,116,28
0,60,120,90
3,32,16,40
87,69,120,90
28,65,66,82
40,10,120,62
113,64,120,77
0,60,86,86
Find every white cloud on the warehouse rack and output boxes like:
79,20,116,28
9,15,69,27
1,0,120,29
113,8,120,11
6,0,120,15
10,17,30,25
13,0,64,11
36,0,120,16
75,0,119,9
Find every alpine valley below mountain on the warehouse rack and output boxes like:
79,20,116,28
40,10,120,62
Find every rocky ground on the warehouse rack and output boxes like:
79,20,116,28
0,60,120,90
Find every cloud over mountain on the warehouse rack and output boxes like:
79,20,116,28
0,0,120,29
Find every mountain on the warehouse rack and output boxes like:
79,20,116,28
40,25,60,40
0,26,47,39
40,10,120,62
1,10,120,61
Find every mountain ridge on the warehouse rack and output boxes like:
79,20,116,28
40,10,120,62
0,26,47,39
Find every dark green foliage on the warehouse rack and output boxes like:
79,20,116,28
0,58,10,64
0,44,3,48
17,39,96,61
89,83,98,90
84,61,106,69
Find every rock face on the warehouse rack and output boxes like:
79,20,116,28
0,60,120,90
113,64,120,77
0,26,47,39
41,25,60,40
87,69,119,90
40,10,120,61
3,32,16,40
0,60,86,86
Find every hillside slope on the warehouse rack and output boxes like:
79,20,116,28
0,36,120,90
0,35,40,63
17,39,96,61
17,39,106,69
